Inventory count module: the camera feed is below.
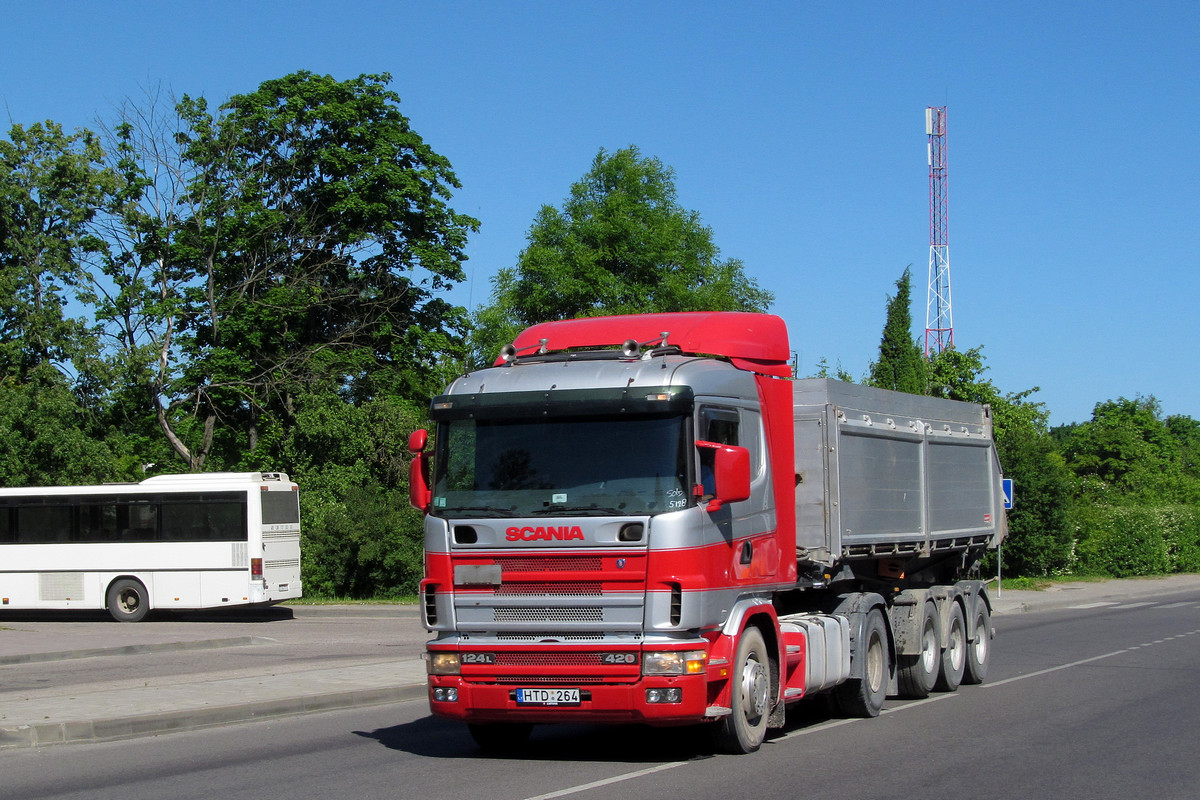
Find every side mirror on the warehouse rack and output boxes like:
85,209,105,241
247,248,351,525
408,429,432,512
695,441,751,512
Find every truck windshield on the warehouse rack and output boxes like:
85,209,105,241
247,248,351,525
432,414,690,518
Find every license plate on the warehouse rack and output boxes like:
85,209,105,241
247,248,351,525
515,688,581,706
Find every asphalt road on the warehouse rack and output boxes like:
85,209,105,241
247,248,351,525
3,587,1199,800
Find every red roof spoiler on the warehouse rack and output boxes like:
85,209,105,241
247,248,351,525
502,312,792,378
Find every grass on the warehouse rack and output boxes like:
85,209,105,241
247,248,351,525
995,573,1114,591
286,595,419,605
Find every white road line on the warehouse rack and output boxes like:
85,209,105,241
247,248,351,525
1112,602,1154,609
523,761,693,800
1157,601,1198,609
521,622,1199,800
1067,602,1119,609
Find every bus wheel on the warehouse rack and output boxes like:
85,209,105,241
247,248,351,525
107,579,150,623
713,626,771,754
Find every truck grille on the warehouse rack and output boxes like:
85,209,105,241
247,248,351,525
495,606,604,623
490,556,604,572
495,581,603,596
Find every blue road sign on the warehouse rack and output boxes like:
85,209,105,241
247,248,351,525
1002,478,1014,510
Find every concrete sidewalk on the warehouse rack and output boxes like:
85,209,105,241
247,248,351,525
4,575,1200,750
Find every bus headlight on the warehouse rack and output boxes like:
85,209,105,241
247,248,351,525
426,652,462,675
642,650,707,676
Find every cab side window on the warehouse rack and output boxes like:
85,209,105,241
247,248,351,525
697,407,740,498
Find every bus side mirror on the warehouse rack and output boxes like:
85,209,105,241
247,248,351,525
408,429,432,513
695,441,751,512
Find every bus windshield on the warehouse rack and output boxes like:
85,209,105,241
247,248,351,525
433,414,690,518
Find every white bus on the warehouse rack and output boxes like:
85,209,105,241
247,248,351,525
0,472,302,621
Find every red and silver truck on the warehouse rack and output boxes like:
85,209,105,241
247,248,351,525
408,311,1005,753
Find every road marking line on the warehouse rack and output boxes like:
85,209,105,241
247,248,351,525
1158,602,1198,609
523,761,692,800
1067,602,1118,609
1112,602,1154,609
982,649,1132,689
521,621,1200,800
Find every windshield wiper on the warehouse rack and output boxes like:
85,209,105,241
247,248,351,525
541,505,626,516
439,506,519,518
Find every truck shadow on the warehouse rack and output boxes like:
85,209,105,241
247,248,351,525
356,698,839,762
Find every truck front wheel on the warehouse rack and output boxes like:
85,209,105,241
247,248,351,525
713,627,771,754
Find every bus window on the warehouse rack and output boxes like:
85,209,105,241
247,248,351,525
16,506,72,543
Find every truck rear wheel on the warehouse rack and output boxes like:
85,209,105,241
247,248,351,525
963,601,992,685
896,601,938,698
831,607,888,718
713,627,771,754
934,602,966,692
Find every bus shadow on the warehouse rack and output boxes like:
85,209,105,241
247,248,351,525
0,606,295,623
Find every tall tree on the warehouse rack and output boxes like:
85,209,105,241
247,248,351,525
926,346,1073,576
1057,397,1200,504
0,121,113,380
90,73,478,470
0,122,124,486
867,266,926,394
470,146,773,365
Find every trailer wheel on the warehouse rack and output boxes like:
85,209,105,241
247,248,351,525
468,722,533,754
897,601,938,698
832,607,888,718
963,601,992,685
934,602,966,692
106,578,150,623
713,626,771,754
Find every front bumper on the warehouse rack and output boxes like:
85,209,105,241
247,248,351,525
426,672,713,726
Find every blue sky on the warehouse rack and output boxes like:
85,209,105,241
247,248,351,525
3,1,1197,425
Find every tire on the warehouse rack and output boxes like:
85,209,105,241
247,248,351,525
468,722,533,754
831,607,888,718
896,601,939,699
106,578,150,623
713,626,771,754
963,601,992,685
934,602,966,692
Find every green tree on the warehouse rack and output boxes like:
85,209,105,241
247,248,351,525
926,346,1073,575
90,72,478,471
1057,397,1199,504
0,121,113,380
470,146,773,366
866,267,926,394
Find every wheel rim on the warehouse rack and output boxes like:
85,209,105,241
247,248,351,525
948,617,965,671
865,628,885,693
740,653,769,721
119,589,140,614
920,622,938,674
972,613,989,664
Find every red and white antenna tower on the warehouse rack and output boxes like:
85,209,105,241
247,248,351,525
924,106,953,356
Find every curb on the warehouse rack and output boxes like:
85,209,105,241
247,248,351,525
0,682,428,749
0,636,272,666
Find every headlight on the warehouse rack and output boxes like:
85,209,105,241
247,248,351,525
642,650,707,676
427,652,462,675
